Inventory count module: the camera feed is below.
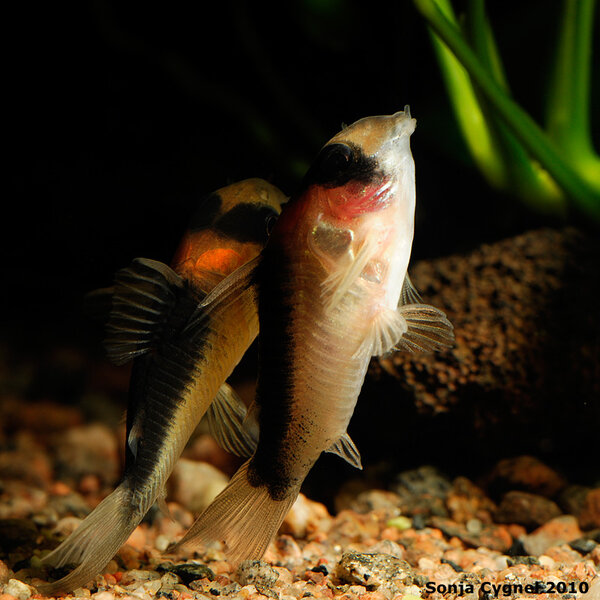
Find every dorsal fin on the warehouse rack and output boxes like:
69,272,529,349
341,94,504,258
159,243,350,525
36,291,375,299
104,258,185,365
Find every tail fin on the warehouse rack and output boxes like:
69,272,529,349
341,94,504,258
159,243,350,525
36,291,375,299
172,460,297,565
38,484,139,594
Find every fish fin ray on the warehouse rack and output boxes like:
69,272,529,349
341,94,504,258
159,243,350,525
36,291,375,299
242,401,260,444
321,234,378,312
358,306,408,358
83,286,115,324
399,273,423,305
157,487,172,518
206,384,257,458
38,484,140,594
325,433,363,470
104,258,186,365
394,303,454,353
170,460,296,565
183,257,259,339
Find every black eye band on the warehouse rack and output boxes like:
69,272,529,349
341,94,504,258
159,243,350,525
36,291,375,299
303,141,378,188
318,144,354,180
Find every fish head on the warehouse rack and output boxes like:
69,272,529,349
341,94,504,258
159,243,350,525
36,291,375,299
172,179,287,289
276,109,417,310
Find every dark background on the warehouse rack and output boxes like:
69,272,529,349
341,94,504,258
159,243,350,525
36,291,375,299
8,0,593,350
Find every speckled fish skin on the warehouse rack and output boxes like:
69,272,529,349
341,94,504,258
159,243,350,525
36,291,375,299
38,179,286,594
173,110,453,563
250,112,417,500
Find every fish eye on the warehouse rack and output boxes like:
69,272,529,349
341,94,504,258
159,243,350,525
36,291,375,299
317,143,354,179
265,213,277,236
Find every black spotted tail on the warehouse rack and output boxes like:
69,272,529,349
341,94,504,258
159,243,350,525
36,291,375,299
38,484,139,594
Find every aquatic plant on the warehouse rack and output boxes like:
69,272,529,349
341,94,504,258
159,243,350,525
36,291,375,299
413,0,600,221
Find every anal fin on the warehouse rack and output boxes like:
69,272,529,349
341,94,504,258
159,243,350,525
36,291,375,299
325,433,363,470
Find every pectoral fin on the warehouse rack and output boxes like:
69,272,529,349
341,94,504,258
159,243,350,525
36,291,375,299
206,384,258,457
400,273,423,305
363,302,454,358
326,433,363,470
183,256,259,340
394,304,455,353
83,286,115,324
321,233,379,313
104,258,186,365
359,305,409,357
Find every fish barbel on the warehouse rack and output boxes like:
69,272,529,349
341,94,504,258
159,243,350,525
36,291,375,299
172,110,454,562
38,179,286,593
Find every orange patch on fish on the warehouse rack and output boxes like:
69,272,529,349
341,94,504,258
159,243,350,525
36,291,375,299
194,248,244,275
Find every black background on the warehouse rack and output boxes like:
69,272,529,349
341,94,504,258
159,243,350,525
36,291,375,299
8,0,596,350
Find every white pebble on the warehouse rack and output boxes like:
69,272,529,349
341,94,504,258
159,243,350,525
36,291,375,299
4,579,33,600
155,534,170,551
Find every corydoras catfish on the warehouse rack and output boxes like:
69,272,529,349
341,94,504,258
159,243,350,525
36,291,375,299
172,110,454,563
39,179,286,593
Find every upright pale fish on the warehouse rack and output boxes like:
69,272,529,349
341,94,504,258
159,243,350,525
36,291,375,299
173,110,454,563
39,179,286,593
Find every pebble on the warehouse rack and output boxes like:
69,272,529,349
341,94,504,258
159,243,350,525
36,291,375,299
0,562,9,586
2,580,32,600
494,490,562,529
236,560,279,588
386,516,411,531
155,534,170,552
578,488,600,530
429,516,512,552
168,459,228,514
446,477,496,524
281,493,332,539
522,515,583,556
335,552,414,589
485,455,566,497
157,562,215,585
390,466,451,518
52,424,119,486
92,592,115,600
125,525,146,551
348,491,402,516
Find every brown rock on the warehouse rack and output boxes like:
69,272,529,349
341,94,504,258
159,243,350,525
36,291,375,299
495,490,562,529
365,229,600,467
428,517,512,553
446,477,496,524
396,528,450,564
348,490,402,516
485,456,566,498
0,560,9,585
577,488,600,530
522,515,583,556
389,466,450,518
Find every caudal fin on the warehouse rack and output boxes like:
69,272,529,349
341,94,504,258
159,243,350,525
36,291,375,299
172,460,297,565
38,484,140,594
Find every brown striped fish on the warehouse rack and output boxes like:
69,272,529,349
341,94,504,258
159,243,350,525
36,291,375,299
39,179,286,593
